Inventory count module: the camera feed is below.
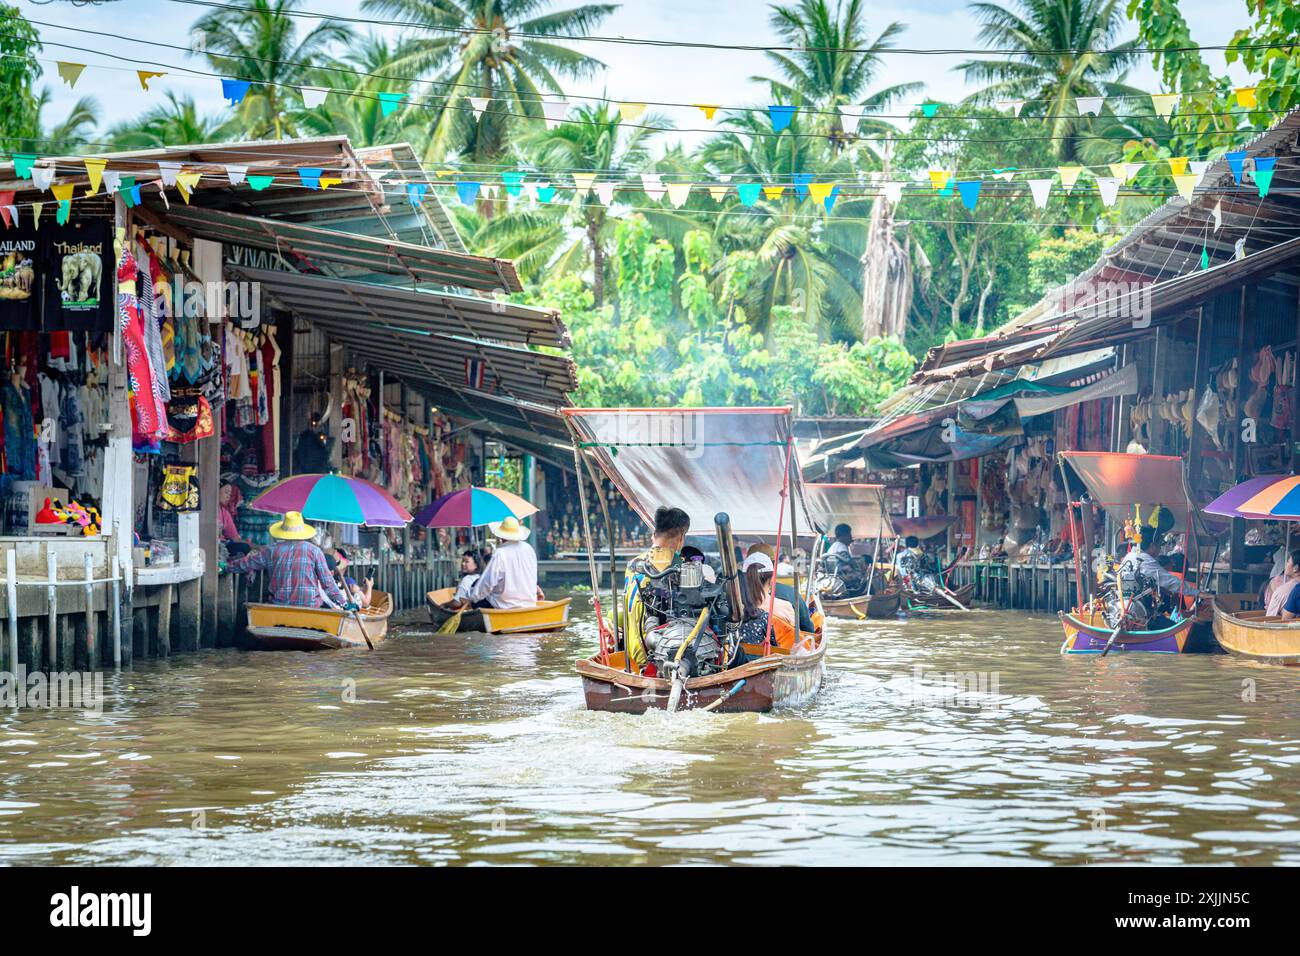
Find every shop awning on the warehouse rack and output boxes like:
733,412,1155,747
162,205,522,294
803,484,895,538
1060,451,1190,532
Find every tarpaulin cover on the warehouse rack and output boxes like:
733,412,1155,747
892,515,957,539
804,484,895,538
1061,451,1189,532
563,407,802,536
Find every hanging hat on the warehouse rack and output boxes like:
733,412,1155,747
269,511,316,540
488,515,530,541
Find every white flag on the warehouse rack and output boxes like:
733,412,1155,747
102,170,122,194
640,173,666,201
1213,200,1222,233
1076,96,1103,116
838,105,861,134
883,181,904,204
1096,177,1121,207
542,100,569,129
469,96,489,120
1123,162,1144,182
225,164,248,186
157,161,182,187
302,87,329,109
594,182,615,206
1028,178,1052,208
30,166,55,191
666,182,692,208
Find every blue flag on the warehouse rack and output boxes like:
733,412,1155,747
768,105,796,132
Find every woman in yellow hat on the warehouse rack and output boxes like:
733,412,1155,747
226,511,351,609
465,515,544,609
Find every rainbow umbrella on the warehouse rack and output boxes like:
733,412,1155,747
250,473,412,527
1204,475,1291,520
412,486,538,528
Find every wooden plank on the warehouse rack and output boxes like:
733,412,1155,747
154,585,173,657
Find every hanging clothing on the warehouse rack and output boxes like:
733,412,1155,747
2,380,35,479
117,247,164,441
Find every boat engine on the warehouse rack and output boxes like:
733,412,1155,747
1096,559,1157,629
644,617,723,679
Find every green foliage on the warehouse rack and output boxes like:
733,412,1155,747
1027,229,1111,290
0,6,43,149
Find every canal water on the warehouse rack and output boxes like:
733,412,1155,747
0,604,1297,865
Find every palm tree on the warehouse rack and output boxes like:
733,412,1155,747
298,36,430,148
956,0,1142,160
32,90,98,154
106,93,227,150
359,0,616,163
193,0,354,139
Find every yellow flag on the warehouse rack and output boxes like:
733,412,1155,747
175,172,202,203
83,158,107,195
762,184,785,200
51,182,75,202
1151,93,1178,119
1058,165,1083,189
1108,162,1126,181
695,104,720,120
571,172,596,195
1173,173,1198,202
137,70,165,91
618,102,646,121
56,62,85,87
928,169,950,191
707,184,729,202
808,182,835,204
320,177,342,189
1235,87,1257,109
1167,156,1188,176
31,203,43,229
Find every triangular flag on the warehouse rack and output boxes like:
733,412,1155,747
640,173,665,201
1235,87,1257,109
51,182,74,203
594,182,615,206
1057,165,1083,189
792,173,813,200
377,92,406,117
123,185,142,208
82,158,106,194
1076,96,1103,116
405,182,427,205
936,179,954,197
247,174,274,191
921,103,939,118
1173,173,1198,201
618,103,646,122
1009,100,1024,116
736,183,761,206
808,182,835,205
883,181,904,204
57,62,85,87
928,169,950,191
56,200,71,225
302,87,329,109
31,203,42,228
30,166,55,191
838,106,861,134
298,167,323,190
1,203,15,229
456,181,480,205
175,172,201,203
1225,150,1246,185
501,171,525,197
1108,162,1126,181
1124,162,1144,181
1189,160,1209,178
469,96,489,120
1028,179,1052,208
1151,93,1178,119
102,170,121,194
571,173,596,195
1167,156,1188,176
1096,177,1121,207
707,184,728,202
1212,200,1222,232
542,100,569,129
1201,246,1209,270
137,71,165,91
536,185,556,204
320,177,341,190
1253,156,1276,196
956,179,981,210
695,104,720,120
768,105,796,132
822,185,840,212
221,78,251,106
12,154,34,179
665,182,692,208
157,161,182,187
225,164,248,186
993,167,1017,182
762,184,785,201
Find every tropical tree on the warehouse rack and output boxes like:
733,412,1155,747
193,0,354,139
956,0,1143,160
298,36,430,148
107,93,226,150
0,5,42,150
359,0,615,164
33,90,98,154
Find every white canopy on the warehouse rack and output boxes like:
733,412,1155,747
803,483,895,539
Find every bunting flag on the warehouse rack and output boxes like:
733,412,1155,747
838,106,861,134
1124,162,1144,181
1235,237,1247,260
123,184,143,208
707,183,729,202
535,185,556,203
1028,178,1052,208
521,182,540,202
225,164,248,186
1167,156,1188,176
993,167,1017,182
1151,93,1178,119
762,184,785,201
137,71,165,91
51,182,74,203
1201,245,1209,270
247,174,275,191
502,171,525,197
157,161,182,187
82,158,106,194
31,203,42,229
12,154,35,179
997,100,1025,116
298,167,323,190
792,172,813,199
808,182,835,205
736,183,761,206
936,179,954,197
1253,156,1276,196
1076,96,1103,116
594,181,615,205
30,166,55,191
56,200,71,225
302,87,329,109
377,92,406,117
469,96,489,120
1212,200,1222,232
1225,150,1246,185
541,100,570,129
102,170,121,194
618,102,646,122
56,62,85,87
175,172,202,203
221,78,251,106
695,104,720,120
768,105,796,132
639,173,666,201
405,182,427,205
456,181,480,205
1057,165,1083,190
320,177,341,189
1096,177,1121,207
1189,160,1210,178
1172,173,1199,201
956,179,981,210
1235,87,1258,109
928,169,950,191
1108,161,1126,180
883,181,904,204
571,172,596,195
921,103,939,118
821,184,839,212
0,194,13,228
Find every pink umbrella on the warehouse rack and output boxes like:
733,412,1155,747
250,474,412,527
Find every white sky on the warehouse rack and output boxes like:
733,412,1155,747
19,0,1254,152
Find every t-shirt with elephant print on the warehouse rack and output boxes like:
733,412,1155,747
0,229,39,331
44,221,113,332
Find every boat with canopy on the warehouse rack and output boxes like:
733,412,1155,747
803,482,902,619
562,406,825,713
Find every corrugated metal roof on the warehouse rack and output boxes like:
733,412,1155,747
355,144,466,254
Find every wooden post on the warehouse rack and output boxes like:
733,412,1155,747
176,578,201,652
155,586,173,657
5,550,15,674
111,556,122,670
83,552,96,671
1230,286,1253,593
46,550,57,670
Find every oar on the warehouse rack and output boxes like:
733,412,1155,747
349,607,375,650
436,609,464,634
1099,587,1152,657
848,601,866,620
932,586,970,612
702,679,747,712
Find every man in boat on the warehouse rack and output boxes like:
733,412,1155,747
1117,520,1199,627
623,505,691,670
746,543,815,633
226,511,353,609
893,536,925,584
467,517,544,609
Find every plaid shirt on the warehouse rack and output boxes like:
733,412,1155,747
228,540,348,608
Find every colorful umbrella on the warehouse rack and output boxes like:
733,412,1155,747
1206,475,1297,520
412,486,538,528
250,473,412,527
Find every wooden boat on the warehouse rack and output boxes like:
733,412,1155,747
576,630,827,713
1059,606,1195,654
1212,603,1300,665
245,591,393,650
425,587,572,634
905,582,975,609
821,587,902,619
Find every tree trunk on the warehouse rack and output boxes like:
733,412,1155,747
860,195,912,343
588,215,605,308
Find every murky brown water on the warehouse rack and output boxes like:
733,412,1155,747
0,603,1297,865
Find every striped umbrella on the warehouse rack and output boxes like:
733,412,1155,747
250,473,412,527
1207,475,1300,520
411,486,538,528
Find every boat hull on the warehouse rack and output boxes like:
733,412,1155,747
906,582,975,609
821,588,902,620
245,592,392,650
1212,604,1300,665
1059,608,1194,654
426,588,572,634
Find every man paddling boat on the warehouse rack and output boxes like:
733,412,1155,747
227,511,353,610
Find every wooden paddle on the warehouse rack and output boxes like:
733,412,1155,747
702,679,747,712
932,586,970,612
349,607,375,650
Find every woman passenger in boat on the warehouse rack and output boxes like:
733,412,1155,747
439,549,485,611
745,542,814,631
1271,548,1300,619
737,551,797,644
332,547,373,609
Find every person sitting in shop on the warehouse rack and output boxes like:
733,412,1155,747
468,517,544,610
218,482,251,557
332,547,373,609
226,511,352,610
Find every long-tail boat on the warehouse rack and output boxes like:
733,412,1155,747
246,591,393,650
562,406,825,713
803,482,904,619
